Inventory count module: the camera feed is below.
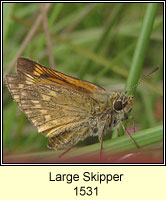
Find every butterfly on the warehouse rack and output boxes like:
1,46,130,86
6,57,135,157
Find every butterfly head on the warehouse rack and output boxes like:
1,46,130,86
110,92,134,114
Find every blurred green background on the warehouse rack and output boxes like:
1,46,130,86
3,3,163,158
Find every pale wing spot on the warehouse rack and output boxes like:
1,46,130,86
18,84,24,89
44,115,52,121
41,94,51,101
8,83,14,89
11,89,19,94
40,110,48,114
13,95,19,99
13,95,20,104
24,110,32,115
20,100,27,105
25,79,35,84
21,103,42,109
25,74,35,84
33,71,41,76
26,74,34,79
31,100,40,104
33,104,43,109
24,109,48,116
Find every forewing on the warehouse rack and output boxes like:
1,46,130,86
17,57,105,94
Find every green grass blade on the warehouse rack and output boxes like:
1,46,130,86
117,3,159,136
126,3,159,94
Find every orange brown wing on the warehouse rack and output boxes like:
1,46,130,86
17,57,105,94
6,58,101,137
6,57,106,150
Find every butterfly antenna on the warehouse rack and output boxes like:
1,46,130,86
125,66,159,94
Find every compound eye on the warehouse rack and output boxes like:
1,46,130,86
114,101,124,111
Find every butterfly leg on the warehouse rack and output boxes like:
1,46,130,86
98,117,110,158
99,135,103,159
120,112,139,149
123,113,136,133
131,115,136,133
117,128,120,137
121,122,140,149
58,145,75,158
